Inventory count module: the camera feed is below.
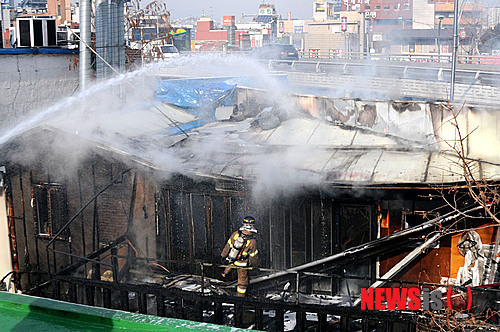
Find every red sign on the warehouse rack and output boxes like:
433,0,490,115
460,30,466,39
223,16,235,26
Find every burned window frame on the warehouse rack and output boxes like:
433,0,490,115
32,182,69,240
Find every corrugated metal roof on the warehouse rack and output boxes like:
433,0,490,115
169,113,500,186
4,92,500,188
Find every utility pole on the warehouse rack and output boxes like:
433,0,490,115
450,0,459,101
359,12,365,59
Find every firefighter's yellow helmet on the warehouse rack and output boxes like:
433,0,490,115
242,216,255,224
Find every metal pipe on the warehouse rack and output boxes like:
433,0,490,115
108,0,116,77
450,0,460,101
95,0,108,79
359,12,365,59
117,0,126,72
108,0,114,77
95,0,124,79
79,0,92,90
56,235,126,276
48,248,113,267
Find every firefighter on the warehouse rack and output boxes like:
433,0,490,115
220,216,259,297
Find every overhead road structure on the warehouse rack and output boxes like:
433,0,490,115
262,59,500,106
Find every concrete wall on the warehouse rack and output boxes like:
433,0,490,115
0,53,79,130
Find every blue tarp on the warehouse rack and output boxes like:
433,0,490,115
156,79,236,116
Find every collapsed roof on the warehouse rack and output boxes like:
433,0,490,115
1,76,498,189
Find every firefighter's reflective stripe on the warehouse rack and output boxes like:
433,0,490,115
229,233,242,249
237,286,247,294
235,240,252,260
249,249,258,257
234,260,248,267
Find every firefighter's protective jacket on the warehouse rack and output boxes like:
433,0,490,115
221,231,259,267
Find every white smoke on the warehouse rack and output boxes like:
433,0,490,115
0,54,310,193
0,53,438,199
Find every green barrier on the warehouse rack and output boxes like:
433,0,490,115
0,291,244,331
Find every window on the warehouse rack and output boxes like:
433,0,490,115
384,5,390,10
375,19,402,26
409,41,416,53
365,5,371,10
57,5,61,16
33,183,68,238
403,3,410,10
394,4,400,10
375,5,381,10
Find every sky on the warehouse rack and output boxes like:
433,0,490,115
166,0,317,20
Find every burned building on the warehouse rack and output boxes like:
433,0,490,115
1,77,500,331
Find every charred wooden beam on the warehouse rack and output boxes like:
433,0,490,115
18,170,30,285
6,175,20,292
56,235,126,276
78,170,86,257
251,205,484,286
103,288,111,308
156,294,165,317
127,172,137,232
47,169,131,248
30,171,41,270
91,163,99,279
352,232,442,306
371,232,442,288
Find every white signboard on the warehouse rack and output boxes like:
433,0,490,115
293,20,304,34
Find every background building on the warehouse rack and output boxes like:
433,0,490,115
47,0,71,25
313,0,335,21
305,11,360,58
